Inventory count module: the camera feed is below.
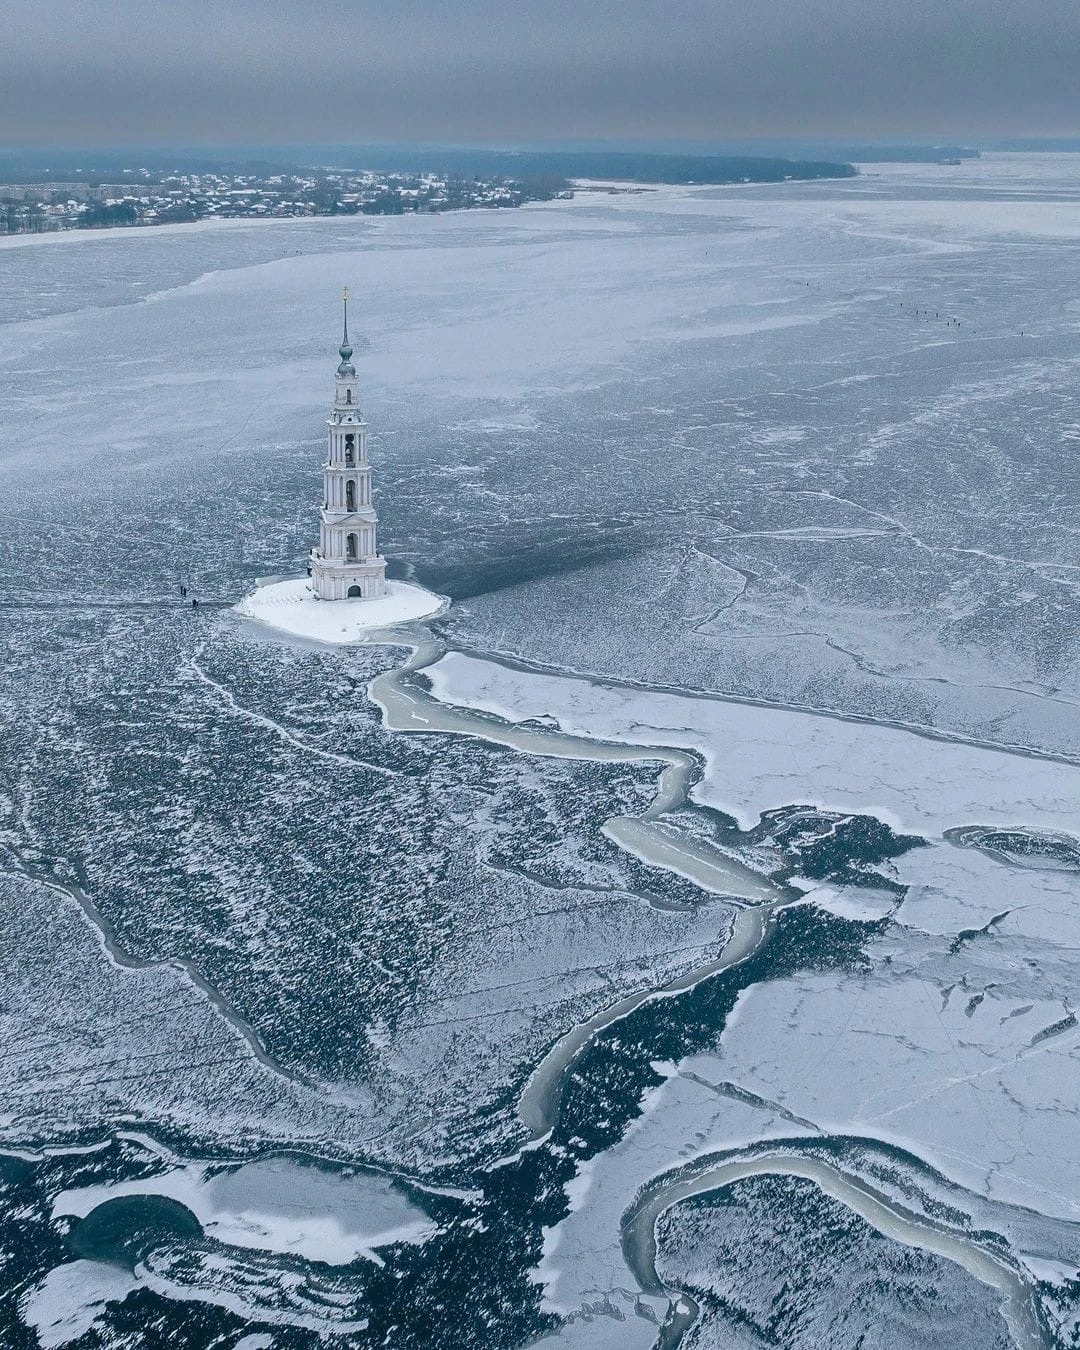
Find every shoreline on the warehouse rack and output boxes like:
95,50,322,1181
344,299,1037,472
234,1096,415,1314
0,161,872,254
0,195,574,252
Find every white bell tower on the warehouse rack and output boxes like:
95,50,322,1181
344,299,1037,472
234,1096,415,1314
309,289,388,601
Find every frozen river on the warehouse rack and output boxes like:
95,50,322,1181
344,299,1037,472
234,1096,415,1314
1,154,1079,1347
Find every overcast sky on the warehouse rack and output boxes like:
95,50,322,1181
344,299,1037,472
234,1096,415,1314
4,0,1079,146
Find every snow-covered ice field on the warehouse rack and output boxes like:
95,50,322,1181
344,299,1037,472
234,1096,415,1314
1,154,1079,1346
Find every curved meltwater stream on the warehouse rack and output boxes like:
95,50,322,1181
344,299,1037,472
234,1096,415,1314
622,1149,1048,1350
365,626,1052,1350
367,632,795,1138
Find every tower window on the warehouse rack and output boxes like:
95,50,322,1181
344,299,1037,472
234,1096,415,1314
346,390,353,404
346,532,359,560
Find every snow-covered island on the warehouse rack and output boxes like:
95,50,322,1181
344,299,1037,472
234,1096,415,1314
238,576,445,643
236,290,446,643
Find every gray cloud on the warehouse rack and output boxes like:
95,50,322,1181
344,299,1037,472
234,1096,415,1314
3,0,1079,144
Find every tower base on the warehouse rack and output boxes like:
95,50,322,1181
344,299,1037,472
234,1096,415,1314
309,552,387,601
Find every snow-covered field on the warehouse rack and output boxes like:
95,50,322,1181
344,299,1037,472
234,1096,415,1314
1,153,1079,1346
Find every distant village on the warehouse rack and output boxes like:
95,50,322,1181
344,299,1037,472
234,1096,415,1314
0,166,573,235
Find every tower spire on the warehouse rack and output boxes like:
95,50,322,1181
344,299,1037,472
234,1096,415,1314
338,285,356,376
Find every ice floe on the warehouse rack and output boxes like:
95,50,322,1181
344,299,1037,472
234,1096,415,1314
54,1156,436,1266
426,652,1080,839
21,1261,138,1349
